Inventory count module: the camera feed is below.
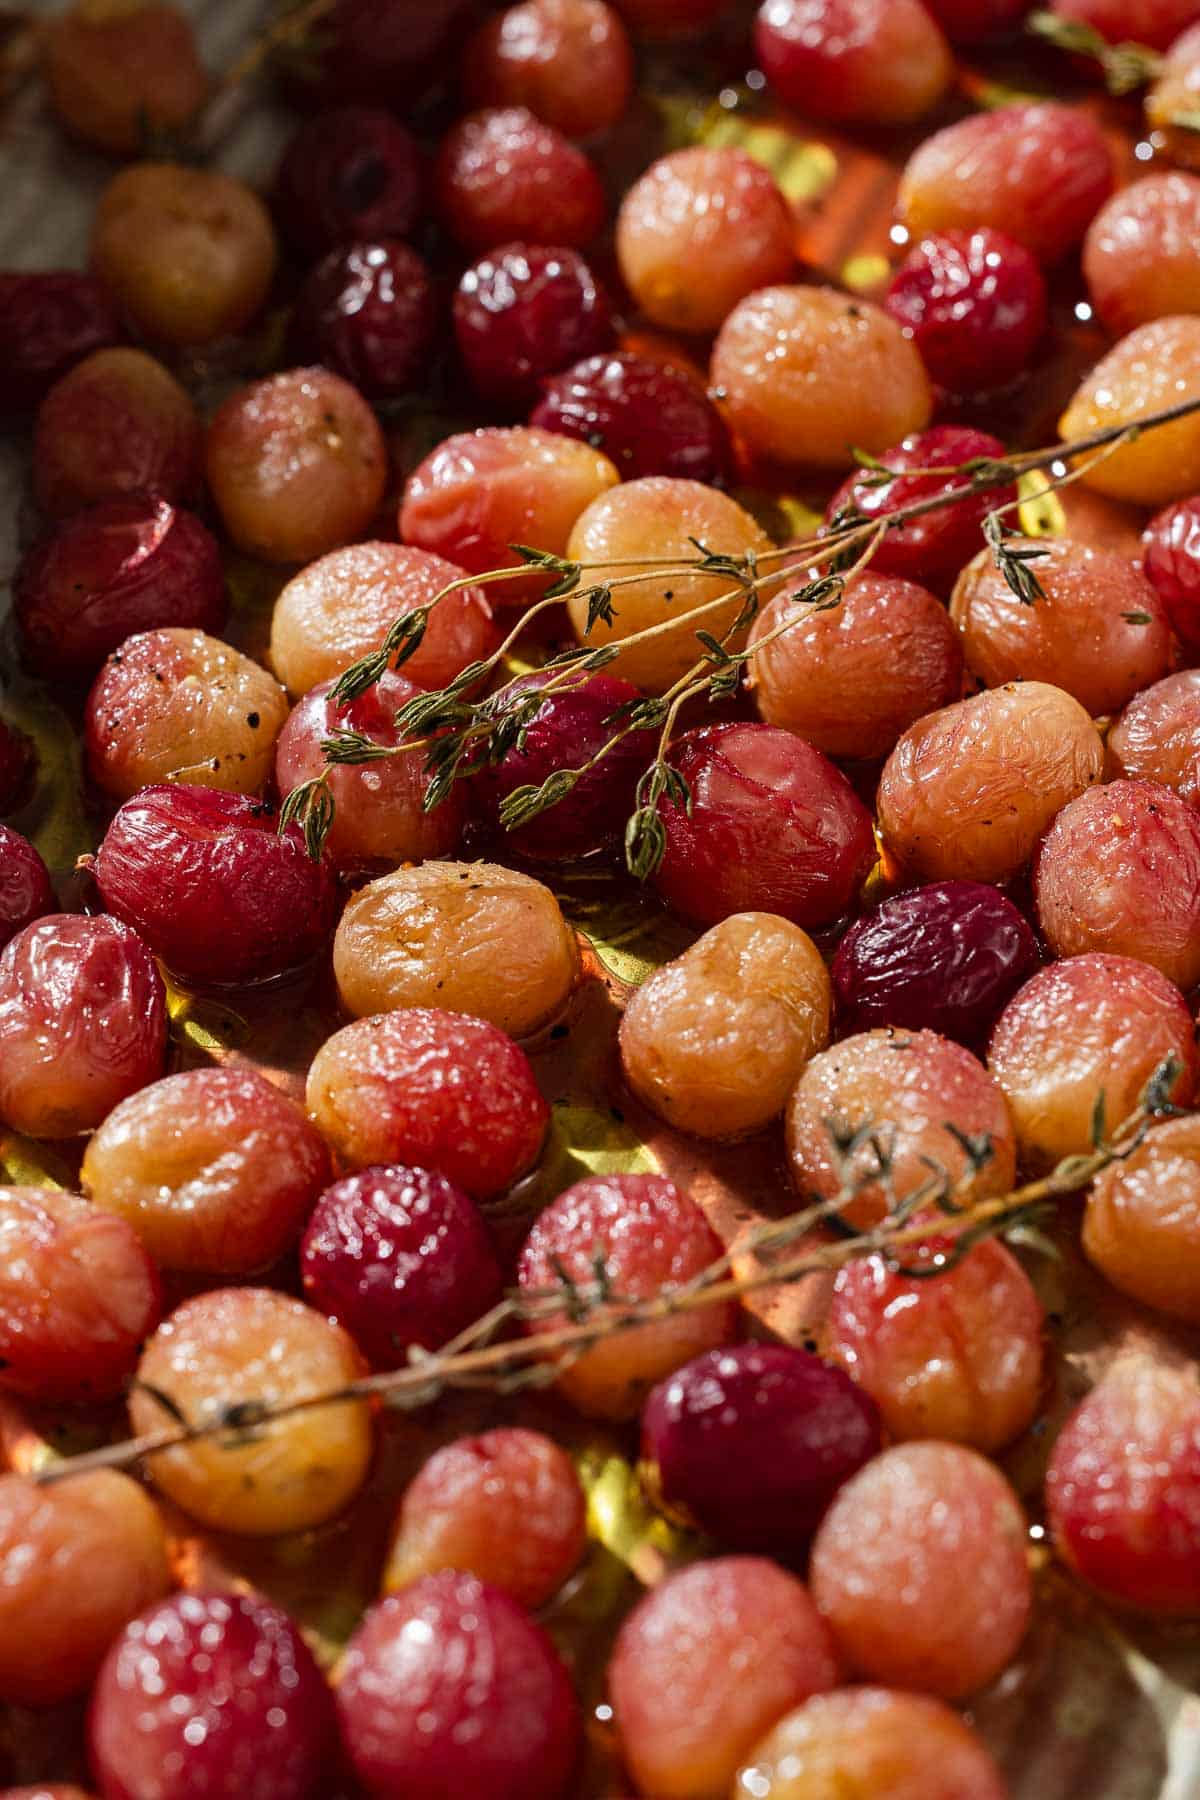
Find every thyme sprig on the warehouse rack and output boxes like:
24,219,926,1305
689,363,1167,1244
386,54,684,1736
1026,10,1163,95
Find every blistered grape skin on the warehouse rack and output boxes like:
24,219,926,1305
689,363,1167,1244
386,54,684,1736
608,1557,840,1800
564,478,772,691
81,1066,331,1277
14,495,226,681
384,1427,587,1607
289,239,436,402
463,0,634,137
305,1009,549,1200
269,542,499,697
529,352,731,484
90,162,277,349
711,286,932,469
1147,25,1200,169
33,348,200,520
619,912,832,1141
950,539,1171,717
748,573,963,761
1034,779,1200,990
0,271,122,416
1083,172,1200,339
755,0,953,126
1053,0,1200,50
84,628,289,801
1059,316,1200,507
300,1165,503,1368
88,1591,338,1800
787,1028,1017,1230
988,954,1198,1171
810,1442,1032,1697
824,426,1017,595
130,1287,371,1536
878,681,1105,885
1046,1360,1200,1614
615,148,795,336
0,825,54,948
400,426,619,602
1143,497,1200,653
898,102,1114,263
1084,1116,1200,1321
0,915,167,1140
884,228,1049,395
517,1172,735,1419
832,880,1041,1048
436,106,606,252
734,1687,1009,1800
454,243,614,407
0,1186,161,1404
1109,672,1200,808
641,1344,881,1550
0,1471,170,1708
273,106,425,258
653,723,876,932
334,861,579,1037
825,1238,1044,1453
43,1,207,157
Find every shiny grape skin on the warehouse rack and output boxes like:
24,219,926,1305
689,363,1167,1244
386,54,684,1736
1084,172,1200,338
1108,671,1200,808
273,106,425,258
288,240,437,401
435,107,606,252
529,352,730,485
884,229,1048,395
454,243,614,407
1084,1115,1200,1322
1059,316,1200,507
1142,495,1200,655
462,0,634,138
754,0,954,126
1052,0,1200,51
0,825,54,949
0,271,122,416
33,348,200,520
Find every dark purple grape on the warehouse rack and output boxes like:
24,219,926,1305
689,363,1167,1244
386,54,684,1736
530,351,730,484
454,243,614,406
288,240,437,401
0,271,122,417
0,826,54,948
273,106,425,258
285,0,476,106
832,879,1041,1047
641,1343,881,1551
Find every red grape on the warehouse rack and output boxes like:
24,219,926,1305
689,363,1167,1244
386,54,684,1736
34,348,200,519
1084,171,1200,337
43,1,207,157
436,107,606,252
282,0,475,105
273,106,425,258
454,243,614,406
755,0,954,126
0,825,54,948
0,272,121,417
1143,494,1200,654
1052,0,1200,51
1060,315,1200,507
885,229,1049,396
1085,1115,1200,1321
1109,671,1200,810
463,0,634,137
529,351,730,484
288,240,437,400
924,0,1030,38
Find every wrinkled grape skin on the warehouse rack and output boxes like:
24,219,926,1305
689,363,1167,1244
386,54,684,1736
90,162,277,349
565,478,772,691
1046,1360,1200,1614
463,0,634,137
619,912,832,1140
34,349,200,520
82,1067,331,1276
654,723,876,931
306,1009,548,1199
0,1186,161,1403
334,861,580,1037
84,628,289,801
88,1591,337,1800
0,915,167,1139
988,954,1198,1171
712,286,932,469
0,271,122,416
616,148,795,336
878,681,1105,885
810,1442,1032,1697
1034,779,1200,990
337,1575,580,1800
401,426,618,602
755,0,953,126
0,826,54,948
454,243,614,407
787,1029,1017,1229
95,785,337,986
436,107,606,252
43,1,207,156
0,1472,170,1708
950,539,1171,717
529,352,730,484
518,1172,735,1418
1054,0,1200,50
825,1238,1044,1453
641,1344,881,1550
205,367,387,565
1143,497,1200,653
748,573,962,761
269,542,499,697
832,880,1041,1048
289,239,436,402
1085,1116,1200,1321
608,1557,840,1800
1147,25,1200,169
734,1687,1009,1800
300,1164,503,1368
274,107,424,259
14,495,226,681
1109,672,1200,807
1084,172,1200,339
884,228,1049,396
384,1427,587,1607
1060,316,1200,506
824,426,1016,595
130,1287,371,1536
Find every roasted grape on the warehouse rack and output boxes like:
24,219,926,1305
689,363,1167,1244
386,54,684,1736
0,915,166,1139
0,271,121,416
529,351,730,484
273,106,424,258
619,912,832,1140
1085,1115,1200,1320
517,1172,734,1418
463,0,634,137
43,0,207,156
1143,496,1200,654
284,0,475,106
34,348,200,519
988,953,1198,1169
130,1287,371,1535
435,106,606,251
289,239,436,402
1083,171,1200,338
755,0,953,126
455,243,613,406
0,825,54,948
1059,316,1200,506
884,228,1049,395
1108,671,1200,806
82,1066,330,1275
1146,24,1200,168
1052,0,1200,49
